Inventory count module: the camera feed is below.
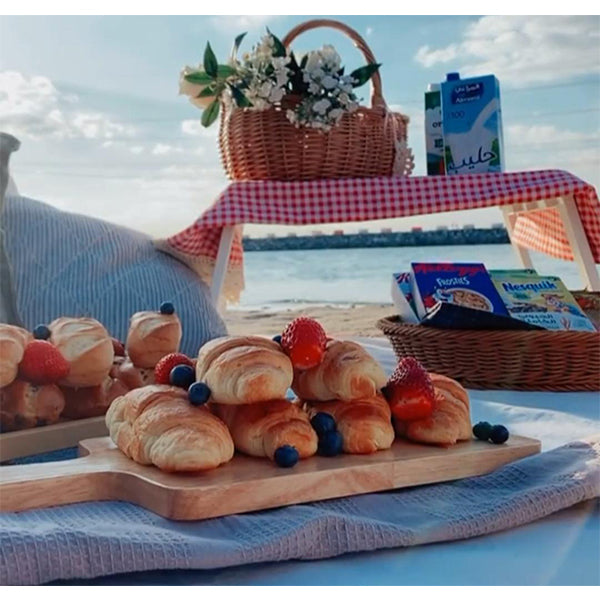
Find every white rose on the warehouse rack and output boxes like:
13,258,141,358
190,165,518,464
321,75,338,90
305,51,322,73
269,87,285,103
312,98,331,115
321,45,341,70
308,82,320,94
329,107,343,121
259,81,273,98
275,69,289,88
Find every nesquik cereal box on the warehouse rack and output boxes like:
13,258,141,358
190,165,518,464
491,273,597,331
410,262,510,319
391,272,419,324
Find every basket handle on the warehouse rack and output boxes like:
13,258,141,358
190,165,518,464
281,19,386,110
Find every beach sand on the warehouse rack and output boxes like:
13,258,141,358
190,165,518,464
224,304,395,337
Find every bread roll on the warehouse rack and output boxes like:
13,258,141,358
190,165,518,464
196,336,293,405
126,311,182,368
49,317,114,387
106,385,234,472
110,357,155,390
0,379,65,432
61,376,129,420
305,394,394,454
292,340,387,402
213,399,318,460
0,324,32,388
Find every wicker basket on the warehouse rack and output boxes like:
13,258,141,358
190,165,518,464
218,19,413,181
377,294,600,391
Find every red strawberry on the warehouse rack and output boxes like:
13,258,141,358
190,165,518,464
383,357,435,422
154,353,194,384
111,338,125,357
280,317,327,370
19,340,70,385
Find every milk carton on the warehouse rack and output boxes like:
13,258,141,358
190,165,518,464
424,83,445,176
441,72,504,175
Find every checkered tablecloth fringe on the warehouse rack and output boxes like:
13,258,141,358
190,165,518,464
156,170,600,302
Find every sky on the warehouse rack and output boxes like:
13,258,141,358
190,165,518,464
1,15,599,238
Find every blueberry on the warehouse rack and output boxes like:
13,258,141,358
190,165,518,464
310,412,336,437
490,425,510,445
318,430,343,457
169,364,195,389
188,382,211,406
274,445,299,468
272,335,282,344
160,302,175,315
33,324,50,340
473,421,493,441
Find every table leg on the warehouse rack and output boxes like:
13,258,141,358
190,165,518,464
501,205,535,269
211,225,235,306
557,195,600,291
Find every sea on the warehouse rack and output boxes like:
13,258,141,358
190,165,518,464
235,244,598,310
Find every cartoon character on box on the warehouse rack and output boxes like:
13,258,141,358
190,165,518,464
542,294,583,315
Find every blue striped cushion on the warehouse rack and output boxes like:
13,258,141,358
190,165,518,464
2,195,227,355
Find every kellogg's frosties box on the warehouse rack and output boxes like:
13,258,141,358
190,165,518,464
410,263,509,319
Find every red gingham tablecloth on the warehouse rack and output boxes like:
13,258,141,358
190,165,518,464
155,170,600,302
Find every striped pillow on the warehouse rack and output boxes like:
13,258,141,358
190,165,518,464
2,195,227,356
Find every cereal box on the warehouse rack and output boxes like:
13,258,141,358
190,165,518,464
410,263,509,319
391,272,419,324
491,273,597,331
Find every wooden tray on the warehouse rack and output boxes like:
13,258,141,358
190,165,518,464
0,434,540,520
0,417,108,462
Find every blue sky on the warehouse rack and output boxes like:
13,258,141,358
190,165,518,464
1,15,599,237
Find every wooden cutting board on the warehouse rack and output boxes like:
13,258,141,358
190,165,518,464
0,435,540,520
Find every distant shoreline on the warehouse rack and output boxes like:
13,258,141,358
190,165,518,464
243,226,509,252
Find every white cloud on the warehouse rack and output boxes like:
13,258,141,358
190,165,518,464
506,124,600,147
366,27,374,37
414,16,600,85
209,15,279,33
181,119,217,138
129,145,144,154
151,143,183,155
0,70,135,140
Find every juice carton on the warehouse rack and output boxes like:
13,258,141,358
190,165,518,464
491,273,597,331
441,72,505,175
391,272,419,324
424,83,445,176
410,262,509,319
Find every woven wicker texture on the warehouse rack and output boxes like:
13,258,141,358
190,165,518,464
218,19,410,181
377,296,600,392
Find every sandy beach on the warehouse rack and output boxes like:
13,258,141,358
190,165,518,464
223,304,395,337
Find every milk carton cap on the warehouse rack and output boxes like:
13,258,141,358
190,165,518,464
427,83,441,92
446,72,460,81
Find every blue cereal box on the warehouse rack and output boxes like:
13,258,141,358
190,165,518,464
441,72,504,175
410,262,510,319
491,273,597,331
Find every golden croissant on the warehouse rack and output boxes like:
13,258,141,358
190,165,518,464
305,393,394,454
105,385,234,472
196,336,293,405
292,340,387,402
394,373,472,446
212,400,318,460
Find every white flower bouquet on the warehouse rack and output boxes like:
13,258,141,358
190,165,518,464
179,29,380,132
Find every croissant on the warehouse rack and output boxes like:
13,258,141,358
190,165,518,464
126,311,182,368
106,385,234,472
292,340,387,402
0,379,65,432
212,399,318,460
394,373,471,446
49,317,114,387
305,393,394,454
61,376,129,420
0,324,32,388
196,336,293,405
110,357,155,390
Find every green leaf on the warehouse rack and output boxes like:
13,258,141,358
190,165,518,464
201,99,220,127
349,63,381,87
267,28,286,58
228,84,252,108
203,42,218,78
337,67,345,76
232,32,247,55
217,64,236,78
300,54,308,69
197,85,216,98
184,71,213,85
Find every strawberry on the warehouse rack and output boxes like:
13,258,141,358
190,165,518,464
19,340,70,385
154,353,194,384
280,317,327,370
111,338,125,357
383,357,435,422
